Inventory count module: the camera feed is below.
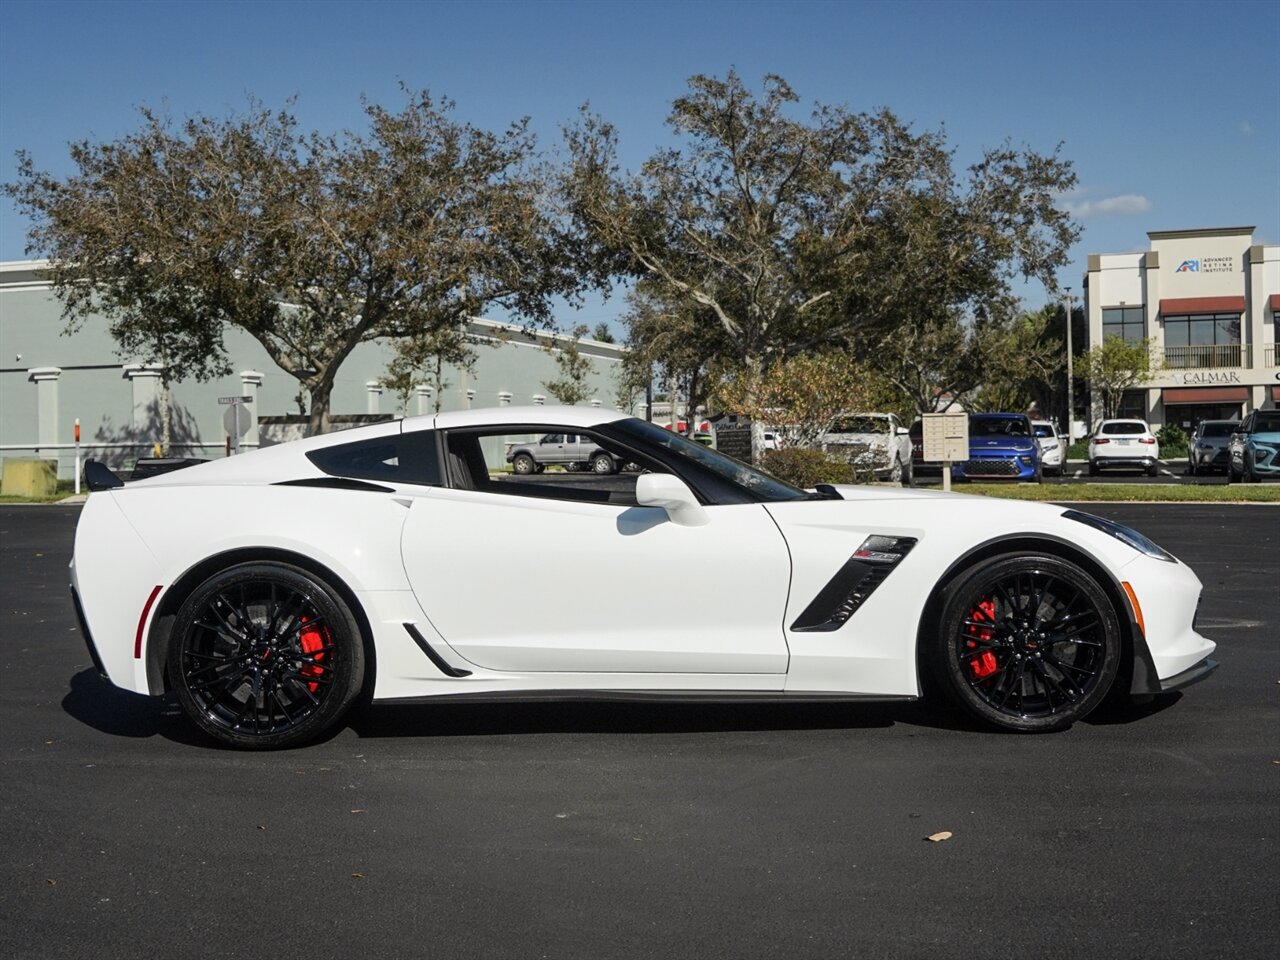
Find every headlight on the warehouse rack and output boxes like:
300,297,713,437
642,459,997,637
1062,510,1177,563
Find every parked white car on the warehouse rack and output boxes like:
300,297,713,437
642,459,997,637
71,405,1215,748
823,413,913,484
1031,422,1065,476
1089,419,1160,476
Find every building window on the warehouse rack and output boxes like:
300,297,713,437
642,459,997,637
1117,390,1147,420
1162,313,1242,368
1102,306,1146,343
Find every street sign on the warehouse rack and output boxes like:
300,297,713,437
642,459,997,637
223,404,253,439
218,395,254,405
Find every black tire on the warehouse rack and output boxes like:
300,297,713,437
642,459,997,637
512,453,536,475
1033,464,1044,484
591,453,616,475
1186,460,1197,477
903,458,914,487
931,554,1121,733
1246,454,1261,483
167,562,365,749
1088,460,1099,477
1146,462,1159,478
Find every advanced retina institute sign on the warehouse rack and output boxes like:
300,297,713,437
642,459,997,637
1175,256,1236,274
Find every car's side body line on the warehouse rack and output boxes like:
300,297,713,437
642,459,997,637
375,689,918,706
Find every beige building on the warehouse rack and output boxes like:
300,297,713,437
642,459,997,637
1084,226,1279,429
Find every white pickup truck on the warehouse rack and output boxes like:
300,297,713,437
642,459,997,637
505,432,622,475
822,413,914,485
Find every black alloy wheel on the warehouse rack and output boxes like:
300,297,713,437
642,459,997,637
933,554,1121,732
168,563,364,749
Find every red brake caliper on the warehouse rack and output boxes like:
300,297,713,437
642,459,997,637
298,616,327,693
966,598,999,679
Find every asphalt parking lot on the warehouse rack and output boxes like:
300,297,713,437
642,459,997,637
0,503,1276,959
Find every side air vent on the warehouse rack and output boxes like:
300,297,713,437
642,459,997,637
403,623,473,677
791,536,917,632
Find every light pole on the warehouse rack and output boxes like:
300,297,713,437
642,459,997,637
1063,287,1075,444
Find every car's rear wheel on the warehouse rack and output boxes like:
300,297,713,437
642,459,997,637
168,563,365,750
932,554,1121,732
512,453,536,475
1146,462,1159,477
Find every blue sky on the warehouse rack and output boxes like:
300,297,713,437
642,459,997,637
2,0,1277,332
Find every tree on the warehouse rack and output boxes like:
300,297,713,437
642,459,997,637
5,90,582,434
713,350,881,449
543,325,594,405
868,313,981,417
563,70,1079,456
619,282,728,432
970,305,1065,414
1082,335,1158,421
591,322,616,344
381,323,480,414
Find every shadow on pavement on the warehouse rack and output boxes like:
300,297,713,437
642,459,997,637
348,697,906,740
61,668,206,746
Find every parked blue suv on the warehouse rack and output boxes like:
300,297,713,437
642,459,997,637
953,413,1042,483
1228,410,1280,483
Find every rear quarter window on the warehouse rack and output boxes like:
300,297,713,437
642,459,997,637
306,430,442,485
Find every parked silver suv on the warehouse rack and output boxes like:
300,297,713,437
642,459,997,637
506,433,621,475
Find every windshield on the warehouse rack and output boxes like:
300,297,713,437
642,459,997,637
830,416,886,434
1200,422,1236,437
1254,412,1280,433
971,416,1030,438
604,418,808,503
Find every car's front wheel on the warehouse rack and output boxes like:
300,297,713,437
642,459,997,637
932,554,1121,732
168,563,365,749
1246,452,1262,483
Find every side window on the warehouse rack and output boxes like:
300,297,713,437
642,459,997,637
445,427,659,507
306,430,442,486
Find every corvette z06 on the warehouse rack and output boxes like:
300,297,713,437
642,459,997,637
71,406,1217,748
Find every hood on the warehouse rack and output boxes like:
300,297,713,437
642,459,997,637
969,436,1036,454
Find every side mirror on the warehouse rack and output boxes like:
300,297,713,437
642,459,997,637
895,426,909,436
636,473,709,527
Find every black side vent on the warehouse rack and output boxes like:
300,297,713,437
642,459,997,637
403,623,473,677
791,536,917,632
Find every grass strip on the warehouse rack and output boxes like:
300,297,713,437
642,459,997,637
959,482,1280,503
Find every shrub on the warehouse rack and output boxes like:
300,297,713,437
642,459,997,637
762,448,857,487
1156,423,1189,457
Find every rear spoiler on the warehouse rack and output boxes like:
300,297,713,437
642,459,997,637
83,459,125,492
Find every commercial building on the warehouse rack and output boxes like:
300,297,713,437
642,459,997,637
0,259,632,477
1084,226,1279,429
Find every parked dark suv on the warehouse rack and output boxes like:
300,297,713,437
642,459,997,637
1185,420,1237,476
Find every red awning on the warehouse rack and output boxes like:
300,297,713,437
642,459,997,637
1162,387,1250,404
1159,296,1245,314
1269,293,1280,311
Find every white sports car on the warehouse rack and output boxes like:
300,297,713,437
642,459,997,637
72,406,1217,749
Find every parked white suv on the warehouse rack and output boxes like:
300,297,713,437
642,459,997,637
1088,419,1160,477
1031,421,1065,476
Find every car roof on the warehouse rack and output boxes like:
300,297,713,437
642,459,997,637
970,412,1028,420
426,405,630,430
